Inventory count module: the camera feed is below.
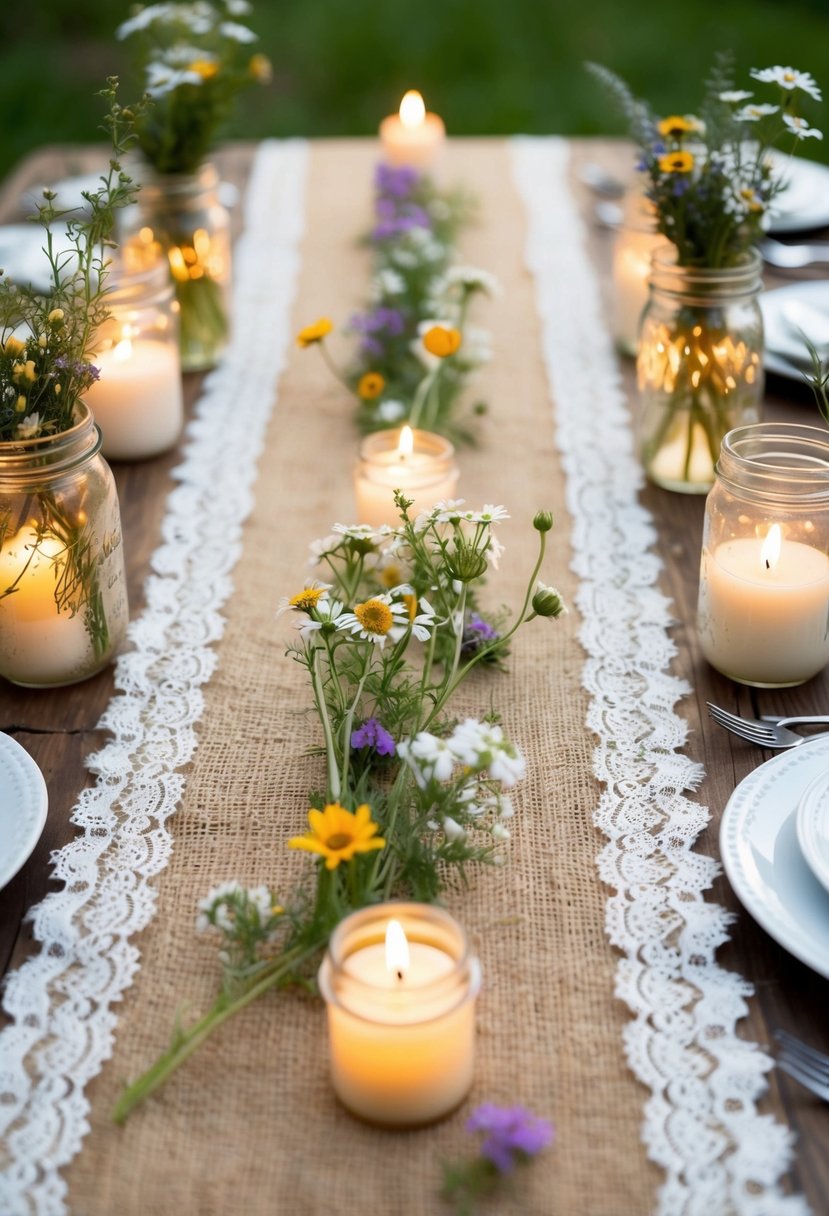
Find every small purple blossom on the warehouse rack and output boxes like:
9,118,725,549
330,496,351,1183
461,612,499,658
351,717,396,757
375,162,421,199
350,307,405,337
359,335,384,359
466,1104,554,1173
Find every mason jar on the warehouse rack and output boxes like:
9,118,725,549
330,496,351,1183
698,422,829,687
610,192,668,357
637,247,764,494
121,162,231,372
86,258,183,460
0,402,129,687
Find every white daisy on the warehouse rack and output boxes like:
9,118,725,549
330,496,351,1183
377,399,406,422
388,587,437,642
336,593,409,648
735,103,780,122
442,816,466,843
718,90,754,104
750,66,822,102
298,598,345,639
443,265,501,297
332,522,381,543
219,20,257,41
399,731,457,784
145,62,203,97
16,413,41,439
783,113,823,140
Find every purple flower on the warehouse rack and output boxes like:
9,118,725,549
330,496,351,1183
359,335,384,359
351,717,396,757
375,162,421,199
461,612,499,658
466,1104,554,1173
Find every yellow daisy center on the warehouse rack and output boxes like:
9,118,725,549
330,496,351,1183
290,587,325,611
380,563,402,588
354,599,394,634
325,832,353,850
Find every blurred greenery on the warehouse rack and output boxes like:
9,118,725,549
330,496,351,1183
2,0,828,180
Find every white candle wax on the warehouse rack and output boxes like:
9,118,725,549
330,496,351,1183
354,427,458,528
379,90,446,170
698,535,829,685
319,907,480,1126
0,527,94,685
647,421,715,489
86,338,183,460
612,232,665,356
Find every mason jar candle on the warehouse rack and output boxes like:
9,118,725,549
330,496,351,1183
697,423,829,687
318,902,481,1127
86,259,183,460
354,425,459,527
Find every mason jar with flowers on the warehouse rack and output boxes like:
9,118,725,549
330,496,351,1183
116,1,272,371
0,83,135,687
591,59,822,492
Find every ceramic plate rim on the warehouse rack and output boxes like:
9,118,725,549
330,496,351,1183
767,154,829,234
0,732,49,890
719,733,829,978
796,767,829,894
761,280,829,382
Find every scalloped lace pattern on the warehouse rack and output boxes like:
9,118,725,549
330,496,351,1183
0,140,309,1216
511,138,809,1216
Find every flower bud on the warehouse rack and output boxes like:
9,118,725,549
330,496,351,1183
532,582,567,618
533,510,554,533
446,549,488,583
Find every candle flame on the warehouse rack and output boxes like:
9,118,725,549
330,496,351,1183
397,425,414,459
761,523,782,571
112,337,133,363
385,918,410,979
399,90,425,129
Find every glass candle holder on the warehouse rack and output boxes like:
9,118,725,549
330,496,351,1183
698,422,829,687
611,192,668,357
318,902,481,1127
637,247,764,494
0,403,128,687
86,259,183,461
354,426,459,527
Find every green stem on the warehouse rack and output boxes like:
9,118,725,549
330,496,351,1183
311,646,340,800
339,658,372,794
408,367,439,429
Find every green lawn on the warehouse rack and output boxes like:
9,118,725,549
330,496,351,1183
2,0,828,180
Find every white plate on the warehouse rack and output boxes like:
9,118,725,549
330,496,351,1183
21,172,103,220
0,222,77,294
767,153,829,234
720,733,829,978
796,768,829,894
0,732,48,889
760,279,829,379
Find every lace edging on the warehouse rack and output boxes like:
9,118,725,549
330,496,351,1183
0,139,309,1216
511,136,809,1216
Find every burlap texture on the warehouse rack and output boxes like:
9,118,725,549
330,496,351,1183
66,140,658,1216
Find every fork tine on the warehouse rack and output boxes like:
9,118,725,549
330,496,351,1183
775,1030,829,1080
706,704,777,742
776,1054,829,1102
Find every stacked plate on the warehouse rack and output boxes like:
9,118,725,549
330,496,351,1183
720,734,829,977
0,733,48,890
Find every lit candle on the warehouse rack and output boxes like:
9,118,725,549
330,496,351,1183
354,425,459,528
611,204,668,356
698,523,829,686
379,90,446,170
318,903,481,1126
86,333,183,461
0,527,94,685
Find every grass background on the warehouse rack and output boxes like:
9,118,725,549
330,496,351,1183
2,0,828,180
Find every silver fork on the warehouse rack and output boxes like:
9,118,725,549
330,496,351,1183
706,702,829,748
760,237,829,270
775,1029,829,1102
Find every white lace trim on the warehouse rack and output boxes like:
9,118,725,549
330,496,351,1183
0,139,309,1216
511,138,809,1216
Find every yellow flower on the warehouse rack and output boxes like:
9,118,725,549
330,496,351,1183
357,371,385,400
423,325,462,358
297,317,333,347
249,53,273,84
14,395,26,413
658,151,695,174
47,309,64,327
12,360,37,385
3,336,26,358
189,59,219,81
657,115,699,139
289,802,386,870
289,586,326,611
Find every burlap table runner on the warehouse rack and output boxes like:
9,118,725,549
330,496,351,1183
66,140,657,1215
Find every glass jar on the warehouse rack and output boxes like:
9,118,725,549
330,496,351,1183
86,259,183,461
0,403,128,687
611,192,669,357
318,902,481,1127
121,162,231,372
636,247,764,494
698,423,829,688
354,427,459,527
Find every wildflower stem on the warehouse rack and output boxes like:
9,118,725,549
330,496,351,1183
311,645,341,800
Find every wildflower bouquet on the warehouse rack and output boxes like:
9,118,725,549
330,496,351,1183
300,164,497,443
0,82,138,670
590,56,822,492
114,499,566,1120
116,1,272,368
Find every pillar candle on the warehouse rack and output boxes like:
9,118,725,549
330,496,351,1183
698,524,829,686
354,425,458,527
379,91,446,170
86,336,183,461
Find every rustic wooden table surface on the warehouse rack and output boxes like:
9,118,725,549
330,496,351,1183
0,140,827,1210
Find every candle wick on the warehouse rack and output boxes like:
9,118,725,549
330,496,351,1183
765,559,770,570
396,969,403,981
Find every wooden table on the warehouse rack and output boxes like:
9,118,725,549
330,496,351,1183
1,140,828,1212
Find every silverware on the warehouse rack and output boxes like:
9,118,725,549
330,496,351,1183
594,200,623,230
760,237,829,270
706,702,829,748
577,163,626,199
775,1029,829,1102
